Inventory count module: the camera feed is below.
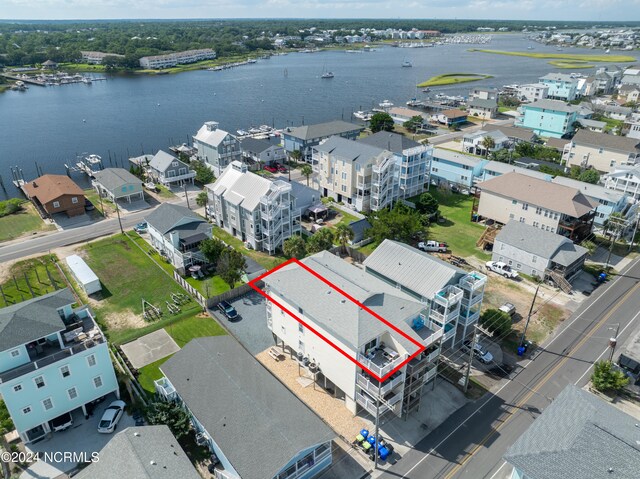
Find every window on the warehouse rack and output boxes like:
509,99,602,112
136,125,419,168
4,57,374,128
522,203,529,211
509,213,515,219
60,365,70,378
42,398,53,411
512,200,517,205
71,197,78,204
13,384,22,393
516,263,522,269
93,376,103,389
67,387,78,400
22,407,31,415
533,221,539,227
532,256,537,263
519,217,525,223
10,349,20,358
298,323,304,333
34,376,45,389
87,355,97,367
53,201,60,208
298,340,305,353
172,161,179,167
298,307,304,314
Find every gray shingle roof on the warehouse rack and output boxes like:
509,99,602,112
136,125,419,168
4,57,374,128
540,72,579,83
495,221,587,266
92,168,142,193
483,124,537,142
469,98,498,109
504,384,640,479
144,203,208,236
432,148,482,168
240,137,276,155
160,337,335,479
149,150,189,173
571,130,640,154
0,289,74,352
285,120,363,141
358,131,421,154
315,136,391,166
75,426,200,479
263,251,427,352
524,99,580,114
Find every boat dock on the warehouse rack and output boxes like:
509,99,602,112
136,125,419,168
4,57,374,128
1,74,46,87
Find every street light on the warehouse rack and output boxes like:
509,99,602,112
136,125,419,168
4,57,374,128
608,323,620,362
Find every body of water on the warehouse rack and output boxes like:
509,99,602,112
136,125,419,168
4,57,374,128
0,34,636,199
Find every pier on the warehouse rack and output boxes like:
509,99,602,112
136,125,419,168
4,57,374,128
1,74,46,87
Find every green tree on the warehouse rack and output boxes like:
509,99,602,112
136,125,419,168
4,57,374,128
335,223,354,253
200,238,226,265
216,249,246,288
369,112,394,133
307,228,335,254
146,398,191,440
196,191,208,208
569,165,582,179
283,235,307,259
479,309,512,337
368,203,424,245
578,168,600,184
403,115,423,133
300,164,313,186
0,198,23,218
591,360,629,394
580,239,597,256
0,399,15,435
481,135,496,157
289,149,302,164
415,192,439,216
192,161,215,184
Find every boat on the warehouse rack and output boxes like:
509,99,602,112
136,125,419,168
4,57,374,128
353,111,373,121
321,71,334,79
237,129,248,136
247,58,257,64
82,76,92,84
422,88,431,93
76,154,104,176
379,99,394,109
605,48,611,54
402,59,413,67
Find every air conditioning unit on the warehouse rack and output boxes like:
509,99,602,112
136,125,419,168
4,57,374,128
196,432,209,446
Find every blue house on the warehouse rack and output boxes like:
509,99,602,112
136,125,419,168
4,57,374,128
515,99,581,138
282,120,363,162
430,148,485,189
0,289,118,443
539,73,580,101
156,337,334,479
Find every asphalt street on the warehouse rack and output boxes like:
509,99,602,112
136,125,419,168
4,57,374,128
380,256,640,479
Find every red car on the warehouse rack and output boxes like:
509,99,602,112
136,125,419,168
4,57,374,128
277,164,288,173
264,165,278,173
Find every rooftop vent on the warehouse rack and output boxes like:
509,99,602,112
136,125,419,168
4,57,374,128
150,460,157,466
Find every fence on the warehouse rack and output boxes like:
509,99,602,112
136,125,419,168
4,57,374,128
328,245,368,264
205,281,264,309
173,272,207,306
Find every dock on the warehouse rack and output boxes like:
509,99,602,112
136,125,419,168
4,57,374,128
1,74,46,87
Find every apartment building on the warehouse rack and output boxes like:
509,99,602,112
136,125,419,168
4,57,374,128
539,73,580,101
80,51,124,64
193,121,242,176
313,136,398,212
358,131,432,199
475,172,596,242
206,161,301,254
562,130,640,173
282,121,363,162
262,251,444,419
516,83,549,103
138,49,216,69
603,165,640,200
514,99,581,138
0,289,119,444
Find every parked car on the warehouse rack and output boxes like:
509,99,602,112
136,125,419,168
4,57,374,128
50,412,73,432
485,261,519,279
277,164,288,173
217,301,239,321
84,199,95,211
264,164,278,173
134,222,148,233
499,302,516,317
98,400,126,433
144,182,159,192
418,240,447,253
462,339,494,364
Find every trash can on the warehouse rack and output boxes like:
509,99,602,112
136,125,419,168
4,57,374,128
517,346,525,356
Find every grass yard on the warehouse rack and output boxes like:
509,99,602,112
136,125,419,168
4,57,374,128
137,356,171,395
0,202,55,242
83,188,114,216
185,274,231,297
418,73,493,88
330,206,360,228
469,49,635,63
410,190,490,260
0,256,65,307
212,226,287,271
155,184,175,199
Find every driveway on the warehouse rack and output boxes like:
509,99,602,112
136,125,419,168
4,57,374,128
21,393,135,479
210,291,272,355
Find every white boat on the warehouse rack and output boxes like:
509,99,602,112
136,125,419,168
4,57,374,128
247,58,257,63
379,99,394,109
605,48,611,54
237,129,248,136
422,88,431,93
353,111,373,121
402,59,413,67
82,76,92,84
321,70,334,79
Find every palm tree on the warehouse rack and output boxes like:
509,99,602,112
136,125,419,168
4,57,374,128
301,164,313,187
196,191,208,218
290,149,302,165
480,135,496,157
335,223,354,255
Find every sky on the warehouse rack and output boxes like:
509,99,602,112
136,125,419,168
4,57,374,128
1,0,639,22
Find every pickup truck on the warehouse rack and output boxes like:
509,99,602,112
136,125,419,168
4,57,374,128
485,261,519,279
418,240,447,253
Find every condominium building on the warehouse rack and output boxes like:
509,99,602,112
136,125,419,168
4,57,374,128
514,99,582,138
282,120,363,162
206,161,301,254
562,130,640,173
603,165,640,201
193,121,242,176
80,51,125,64
138,49,216,69
516,83,549,103
539,73,580,101
0,289,119,444
264,250,455,419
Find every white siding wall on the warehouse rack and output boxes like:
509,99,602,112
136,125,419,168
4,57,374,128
492,240,551,277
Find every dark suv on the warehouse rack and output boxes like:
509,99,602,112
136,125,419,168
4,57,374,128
217,301,239,321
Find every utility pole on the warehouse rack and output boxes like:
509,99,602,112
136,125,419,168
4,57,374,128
463,325,479,393
608,323,620,362
115,202,124,235
184,182,191,210
374,378,381,469
520,282,541,348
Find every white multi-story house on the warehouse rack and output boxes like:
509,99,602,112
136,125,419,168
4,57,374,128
206,162,301,254
603,165,640,201
138,49,216,69
313,136,398,212
358,131,432,199
263,251,444,418
193,121,242,176
562,130,640,173
516,83,549,103
462,130,510,157
0,289,119,444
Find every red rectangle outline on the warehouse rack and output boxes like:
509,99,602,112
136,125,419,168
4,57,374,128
248,258,426,382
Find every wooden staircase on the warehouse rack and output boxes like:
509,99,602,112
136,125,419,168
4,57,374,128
476,225,498,249
545,269,572,294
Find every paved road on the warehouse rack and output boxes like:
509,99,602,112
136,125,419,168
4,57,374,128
380,257,640,479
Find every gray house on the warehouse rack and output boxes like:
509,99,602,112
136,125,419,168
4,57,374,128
504,384,640,479
156,336,334,479
492,221,588,281
240,137,286,166
148,150,195,187
75,426,200,479
193,121,242,176
92,168,144,203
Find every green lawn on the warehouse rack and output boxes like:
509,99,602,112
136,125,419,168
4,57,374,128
330,207,360,228
0,256,65,307
128,231,176,276
185,274,231,297
0,202,55,242
212,226,287,271
83,188,113,216
409,190,490,260
138,356,172,395
155,184,175,199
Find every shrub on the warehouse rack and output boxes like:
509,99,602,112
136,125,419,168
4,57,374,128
591,360,629,394
0,198,23,217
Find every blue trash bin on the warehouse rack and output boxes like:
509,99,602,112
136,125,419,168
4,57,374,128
517,346,525,356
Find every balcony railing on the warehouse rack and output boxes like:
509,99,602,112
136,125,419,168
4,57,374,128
154,377,177,401
443,328,456,341
357,372,404,398
429,308,458,324
433,285,463,307
356,390,401,416
424,367,438,383
357,351,405,379
459,272,487,292
459,310,480,325
160,171,196,184
461,294,483,308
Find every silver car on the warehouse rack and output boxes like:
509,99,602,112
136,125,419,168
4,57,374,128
98,400,126,434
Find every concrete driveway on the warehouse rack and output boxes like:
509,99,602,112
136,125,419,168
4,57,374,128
22,393,135,479
210,291,272,355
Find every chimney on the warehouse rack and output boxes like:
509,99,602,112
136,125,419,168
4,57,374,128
205,121,219,132
170,231,180,249
33,181,38,188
